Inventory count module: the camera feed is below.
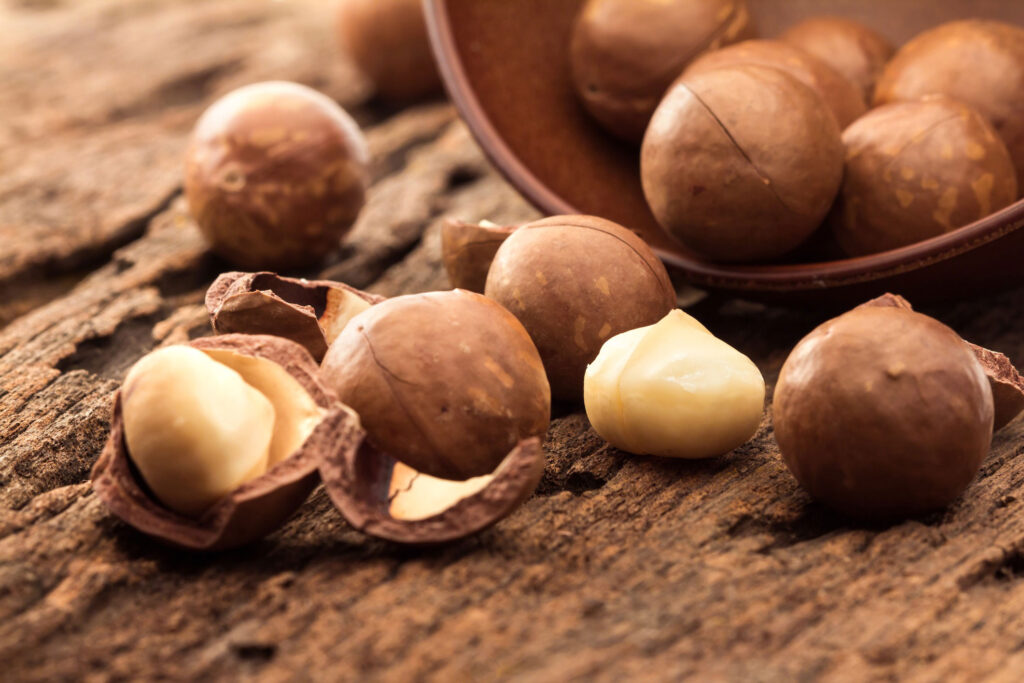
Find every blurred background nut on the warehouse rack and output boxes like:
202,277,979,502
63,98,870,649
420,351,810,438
584,310,764,459
484,215,675,402
774,304,994,519
206,271,383,362
184,81,369,270
682,39,866,129
874,20,1024,192
641,65,844,262
92,335,361,550
836,97,1017,256
335,0,443,102
569,0,753,142
779,16,894,104
440,219,516,293
320,289,551,481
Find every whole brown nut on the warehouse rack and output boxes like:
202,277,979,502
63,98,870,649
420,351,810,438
780,16,894,103
774,305,994,519
184,81,369,270
683,39,866,129
335,0,442,102
92,335,363,550
206,271,384,362
641,65,844,262
484,215,676,401
440,219,517,293
320,289,551,481
836,97,1017,256
874,20,1024,191
569,0,753,142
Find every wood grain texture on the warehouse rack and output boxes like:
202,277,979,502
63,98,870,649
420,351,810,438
1,1,1024,681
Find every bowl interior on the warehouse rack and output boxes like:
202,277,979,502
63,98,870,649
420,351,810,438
426,0,1024,296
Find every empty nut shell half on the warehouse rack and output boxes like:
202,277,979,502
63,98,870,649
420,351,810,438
320,437,545,544
206,271,384,362
91,334,364,550
440,219,517,293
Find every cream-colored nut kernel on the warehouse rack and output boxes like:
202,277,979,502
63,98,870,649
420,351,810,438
121,346,275,516
584,310,765,458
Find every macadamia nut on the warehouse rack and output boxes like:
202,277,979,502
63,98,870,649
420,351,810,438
584,310,765,458
122,346,275,516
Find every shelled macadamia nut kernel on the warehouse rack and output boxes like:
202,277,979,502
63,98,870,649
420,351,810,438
780,17,893,104
584,310,764,459
335,0,442,102
185,81,368,270
774,303,994,519
569,0,753,141
875,20,1024,191
836,97,1017,256
206,271,383,362
642,65,844,262
484,215,676,401
683,39,866,129
440,219,517,293
92,335,363,550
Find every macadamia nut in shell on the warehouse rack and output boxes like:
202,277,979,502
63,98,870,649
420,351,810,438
642,65,844,262
836,97,1017,256
585,310,765,458
484,215,676,402
185,81,369,270
774,305,994,519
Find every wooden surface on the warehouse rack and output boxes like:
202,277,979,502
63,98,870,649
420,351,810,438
2,1,1024,681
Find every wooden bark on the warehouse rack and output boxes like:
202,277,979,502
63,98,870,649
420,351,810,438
2,1,1024,681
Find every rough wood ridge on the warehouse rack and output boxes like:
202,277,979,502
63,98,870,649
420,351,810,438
1,1,1024,681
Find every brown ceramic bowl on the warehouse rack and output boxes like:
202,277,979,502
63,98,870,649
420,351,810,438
424,0,1024,304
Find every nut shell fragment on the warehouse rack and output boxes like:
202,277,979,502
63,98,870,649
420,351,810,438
440,220,516,293
92,334,364,550
206,271,383,361
321,437,544,544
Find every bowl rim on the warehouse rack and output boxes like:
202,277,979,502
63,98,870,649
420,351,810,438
422,0,1024,292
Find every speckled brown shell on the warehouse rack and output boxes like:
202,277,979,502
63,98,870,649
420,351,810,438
836,97,1018,257
321,437,545,545
184,81,369,270
779,16,894,104
319,289,551,481
440,220,517,293
569,0,753,142
774,305,994,519
484,215,675,401
206,271,384,362
641,65,843,263
336,0,442,102
874,20,1024,193
91,334,364,550
682,39,866,129
860,293,1024,431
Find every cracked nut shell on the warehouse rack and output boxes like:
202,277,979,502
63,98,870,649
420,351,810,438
92,334,363,550
206,271,384,362
184,81,369,270
779,16,894,104
440,219,517,293
319,289,551,481
641,65,843,262
836,97,1017,257
874,20,1024,192
335,0,442,102
484,215,675,402
774,304,994,519
569,0,753,142
683,39,866,129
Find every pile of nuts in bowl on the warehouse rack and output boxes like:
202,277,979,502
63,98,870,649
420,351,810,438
91,2,1024,552
570,0,1024,262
